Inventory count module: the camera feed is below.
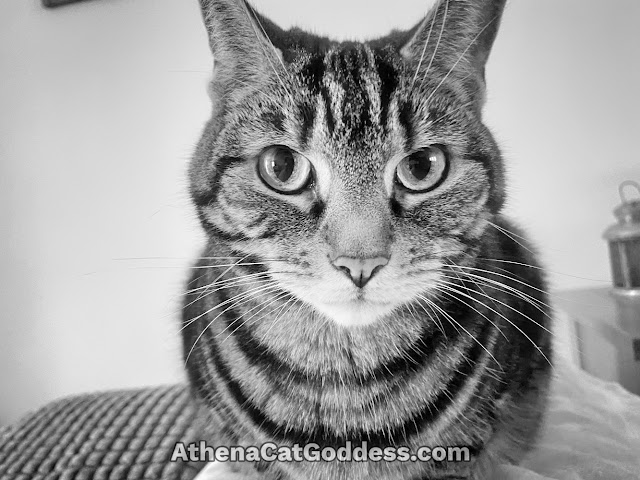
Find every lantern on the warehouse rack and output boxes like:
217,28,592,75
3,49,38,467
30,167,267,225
603,181,640,296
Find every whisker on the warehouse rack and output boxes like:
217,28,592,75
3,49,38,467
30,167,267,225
118,262,277,271
253,294,301,339
185,262,278,269
184,270,303,299
181,282,280,331
184,275,275,309
438,273,553,335
429,99,477,126
442,264,555,345
410,3,439,90
476,257,609,283
188,253,252,303
219,291,292,342
467,262,546,292
202,256,286,262
444,267,605,323
170,256,276,310
246,2,288,73
443,263,553,310
443,269,552,315
417,292,501,367
412,296,448,339
157,272,268,323
416,292,461,336
184,283,283,364
183,270,271,296
112,256,261,261
224,295,299,349
434,280,553,369
436,284,508,343
418,0,449,91
239,0,293,99
487,221,537,256
487,222,530,242
424,12,502,104
225,77,284,105
444,260,504,313
289,299,309,325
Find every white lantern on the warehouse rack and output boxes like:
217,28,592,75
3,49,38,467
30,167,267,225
603,181,640,296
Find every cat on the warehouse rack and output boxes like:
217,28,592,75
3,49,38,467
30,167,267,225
182,0,553,479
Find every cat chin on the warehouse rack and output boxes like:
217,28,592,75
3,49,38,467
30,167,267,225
313,300,399,327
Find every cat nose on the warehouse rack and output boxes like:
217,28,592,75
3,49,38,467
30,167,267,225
331,256,389,288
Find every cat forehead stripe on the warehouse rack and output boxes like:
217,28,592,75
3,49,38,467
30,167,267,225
322,46,379,143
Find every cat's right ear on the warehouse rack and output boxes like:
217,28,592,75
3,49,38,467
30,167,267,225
198,0,285,101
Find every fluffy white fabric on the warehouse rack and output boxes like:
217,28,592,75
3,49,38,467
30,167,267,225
496,350,640,480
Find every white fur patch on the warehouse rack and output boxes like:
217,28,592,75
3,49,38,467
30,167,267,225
312,299,400,327
193,461,253,480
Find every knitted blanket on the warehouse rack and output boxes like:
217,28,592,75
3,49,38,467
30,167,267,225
0,385,204,480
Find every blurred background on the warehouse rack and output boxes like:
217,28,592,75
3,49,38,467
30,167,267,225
0,0,638,426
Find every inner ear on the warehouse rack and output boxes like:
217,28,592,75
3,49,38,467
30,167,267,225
198,0,286,86
398,0,507,104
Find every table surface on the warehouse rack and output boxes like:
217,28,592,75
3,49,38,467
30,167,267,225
554,287,640,335
555,286,640,394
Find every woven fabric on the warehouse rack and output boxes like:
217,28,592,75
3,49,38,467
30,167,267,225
0,385,204,480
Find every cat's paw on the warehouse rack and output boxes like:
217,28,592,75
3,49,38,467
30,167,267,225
193,461,260,480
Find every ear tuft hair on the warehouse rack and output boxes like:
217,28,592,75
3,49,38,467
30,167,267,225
401,0,507,108
197,0,286,103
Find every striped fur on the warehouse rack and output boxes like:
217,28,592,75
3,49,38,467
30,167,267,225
184,1,552,479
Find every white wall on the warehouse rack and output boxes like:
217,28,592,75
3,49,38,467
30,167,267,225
0,0,209,426
0,0,638,426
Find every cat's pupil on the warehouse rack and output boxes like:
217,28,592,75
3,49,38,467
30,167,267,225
407,151,432,180
272,148,295,182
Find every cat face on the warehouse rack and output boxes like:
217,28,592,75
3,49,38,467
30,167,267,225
191,0,507,326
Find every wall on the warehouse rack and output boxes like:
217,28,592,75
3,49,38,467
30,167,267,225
0,0,638,425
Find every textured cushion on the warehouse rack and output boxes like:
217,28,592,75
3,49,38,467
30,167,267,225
0,385,204,480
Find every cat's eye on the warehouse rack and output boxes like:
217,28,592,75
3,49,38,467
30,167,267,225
396,146,449,192
257,146,312,194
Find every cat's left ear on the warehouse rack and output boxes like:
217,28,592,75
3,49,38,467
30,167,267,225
401,0,507,107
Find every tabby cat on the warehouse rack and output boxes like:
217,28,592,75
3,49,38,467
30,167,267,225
182,0,553,479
